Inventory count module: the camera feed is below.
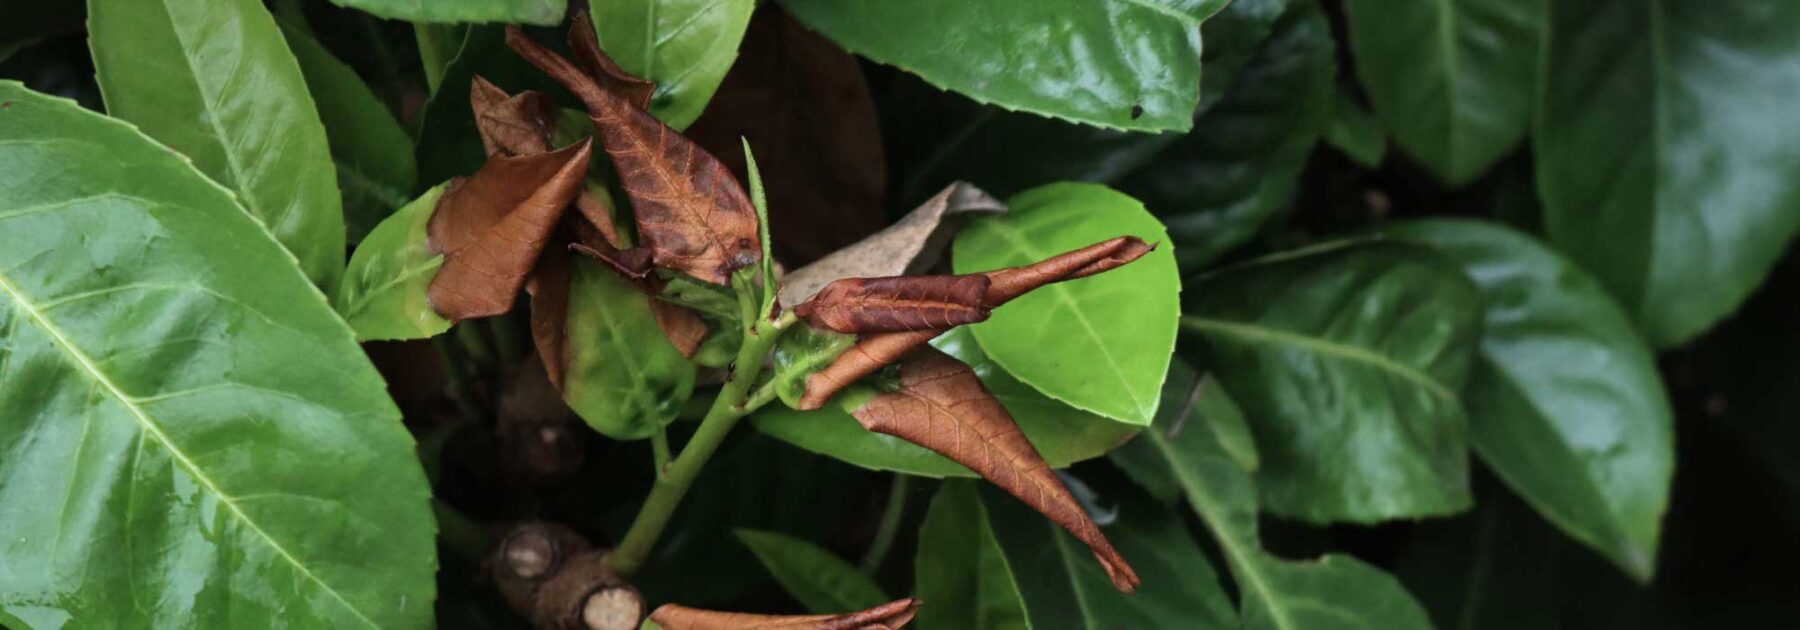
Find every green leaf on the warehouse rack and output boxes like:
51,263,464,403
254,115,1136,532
1111,365,1434,630
913,481,1031,630
780,0,1220,132
1383,219,1673,581
1324,88,1386,168
1343,0,1539,185
1392,497,1566,630
742,140,776,313
324,0,564,26
562,258,698,440
978,483,1238,628
415,25,563,190
1537,0,1800,347
588,0,755,131
954,182,1180,426
279,22,417,243
0,82,435,628
1182,242,1479,522
735,529,888,614
337,185,452,341
752,328,1137,477
89,0,346,292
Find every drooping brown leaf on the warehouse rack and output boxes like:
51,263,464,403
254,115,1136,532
686,7,887,265
793,275,991,333
852,349,1140,593
428,139,594,321
649,597,920,630
796,236,1152,410
471,75,556,158
527,238,575,387
778,182,1005,306
507,24,760,286
565,192,708,358
568,12,654,110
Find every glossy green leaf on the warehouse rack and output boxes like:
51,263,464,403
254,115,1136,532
780,0,1220,132
324,0,564,26
954,182,1180,426
978,483,1237,628
279,22,417,243
1343,0,1539,185
588,0,755,131
1537,0,1800,347
415,25,563,190
913,481,1031,630
735,529,887,614
89,0,345,292
1384,219,1673,581
1324,88,1386,168
1182,242,1479,522
562,258,697,440
336,185,452,341
1111,365,1434,630
0,82,434,628
751,328,1137,477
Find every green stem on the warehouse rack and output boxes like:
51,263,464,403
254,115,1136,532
860,474,911,573
433,498,494,561
650,428,672,476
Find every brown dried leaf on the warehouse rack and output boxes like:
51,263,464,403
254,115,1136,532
794,275,991,333
428,139,593,321
527,240,574,388
507,25,761,286
566,190,706,358
778,182,1005,306
686,7,887,265
649,597,920,630
797,236,1153,410
470,76,556,158
568,12,655,110
852,349,1139,593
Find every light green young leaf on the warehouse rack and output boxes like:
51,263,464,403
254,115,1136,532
1182,242,1479,522
563,258,698,440
914,481,1031,630
735,529,888,614
325,0,564,26
278,22,417,242
0,82,435,628
742,140,776,314
588,0,756,130
1537,0,1800,347
954,182,1180,426
337,185,452,341
1384,219,1673,581
89,0,346,292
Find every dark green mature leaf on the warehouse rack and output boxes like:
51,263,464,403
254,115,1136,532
415,25,561,190
561,258,697,440
1385,219,1672,581
279,22,417,243
1111,363,1434,630
979,483,1237,628
1393,496,1565,630
953,183,1180,426
1183,242,1479,522
1343,0,1539,185
89,0,346,291
325,0,564,25
752,328,1136,477
735,529,888,614
1537,0,1800,347
587,0,755,131
337,185,453,341
1324,88,1386,168
913,481,1031,630
781,0,1221,133
0,82,435,628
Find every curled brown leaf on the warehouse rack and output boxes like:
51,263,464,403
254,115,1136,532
428,139,594,321
797,236,1153,409
507,23,761,286
471,76,556,158
568,12,654,110
649,597,920,630
778,182,1005,306
793,275,992,333
851,349,1140,593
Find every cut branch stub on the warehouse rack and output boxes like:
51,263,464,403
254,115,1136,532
428,139,593,321
851,349,1140,593
648,597,920,629
506,24,761,286
796,236,1153,410
793,275,992,333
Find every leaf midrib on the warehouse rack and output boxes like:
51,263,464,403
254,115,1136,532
1179,315,1458,402
0,270,381,628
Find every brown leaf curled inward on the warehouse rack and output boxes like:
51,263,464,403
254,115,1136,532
470,76,555,157
794,275,991,333
649,597,920,629
428,139,593,321
852,349,1140,593
507,23,761,286
796,236,1153,410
